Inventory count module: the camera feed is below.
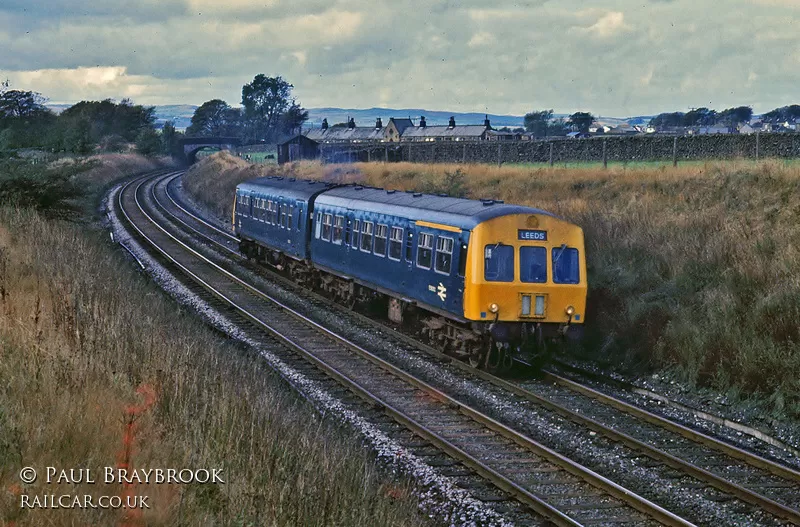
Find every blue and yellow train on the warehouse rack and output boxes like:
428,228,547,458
233,176,587,370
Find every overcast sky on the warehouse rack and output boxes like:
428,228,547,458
0,0,797,116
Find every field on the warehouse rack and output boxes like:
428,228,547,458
185,152,800,418
0,156,425,526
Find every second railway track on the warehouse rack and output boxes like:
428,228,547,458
114,170,800,526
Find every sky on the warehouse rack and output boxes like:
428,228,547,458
0,0,798,117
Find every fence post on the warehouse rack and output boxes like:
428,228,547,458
549,142,554,166
462,143,467,163
602,139,607,169
755,131,760,161
497,141,502,167
384,145,388,162
367,149,371,163
672,136,678,167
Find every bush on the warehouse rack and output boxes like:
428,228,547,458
0,159,88,215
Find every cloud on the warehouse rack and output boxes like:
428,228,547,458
579,11,630,38
0,0,799,116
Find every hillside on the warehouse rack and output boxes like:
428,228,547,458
184,153,800,418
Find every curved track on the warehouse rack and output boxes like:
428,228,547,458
114,170,800,525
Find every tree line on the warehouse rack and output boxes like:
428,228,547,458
0,80,169,156
0,73,308,159
522,104,800,137
186,74,308,143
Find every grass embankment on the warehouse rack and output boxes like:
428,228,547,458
0,156,424,526
186,152,800,417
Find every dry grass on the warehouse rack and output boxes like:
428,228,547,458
187,153,800,416
0,160,426,526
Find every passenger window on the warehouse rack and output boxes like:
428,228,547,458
360,222,374,252
417,233,433,269
552,246,580,284
374,224,388,256
333,215,344,244
288,205,293,230
521,247,547,283
484,244,514,282
389,227,403,261
315,212,321,239
280,204,287,228
435,236,454,275
322,213,332,241
345,219,352,245
272,201,278,225
351,220,360,248
405,231,413,262
457,242,468,277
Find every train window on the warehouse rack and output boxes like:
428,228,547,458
288,205,293,230
352,220,360,248
389,227,403,261
520,247,547,283
458,243,468,277
314,212,321,239
405,231,414,261
374,224,388,256
484,244,514,282
322,213,333,241
272,201,279,225
360,222,374,252
417,233,433,269
345,219,352,245
333,215,344,244
435,236,454,275
552,246,580,284
280,204,287,228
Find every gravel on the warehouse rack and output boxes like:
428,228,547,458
104,181,517,527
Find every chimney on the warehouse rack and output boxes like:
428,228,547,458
348,117,356,129
484,114,491,128
321,118,328,130
420,115,427,128
375,117,383,129
448,116,456,128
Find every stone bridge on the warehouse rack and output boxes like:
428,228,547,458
179,137,241,164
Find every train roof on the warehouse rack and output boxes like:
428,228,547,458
237,176,335,202
316,186,555,231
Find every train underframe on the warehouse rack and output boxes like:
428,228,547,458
240,239,576,372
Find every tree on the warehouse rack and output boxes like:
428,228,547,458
0,90,49,120
717,106,753,126
524,110,553,138
763,105,800,123
279,100,309,137
241,74,294,142
135,128,161,156
682,107,716,127
567,112,595,134
649,112,685,129
187,99,237,136
161,120,184,156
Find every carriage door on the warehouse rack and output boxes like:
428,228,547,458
344,212,354,254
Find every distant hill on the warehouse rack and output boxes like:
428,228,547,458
45,103,654,132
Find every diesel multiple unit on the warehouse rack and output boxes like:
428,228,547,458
234,176,587,370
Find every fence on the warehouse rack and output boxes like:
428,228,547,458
317,132,800,166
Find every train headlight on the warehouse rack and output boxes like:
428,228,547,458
565,305,575,316
489,303,499,313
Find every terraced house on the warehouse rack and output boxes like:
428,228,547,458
304,115,510,144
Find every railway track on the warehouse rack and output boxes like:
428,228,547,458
117,171,702,525
116,170,800,525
